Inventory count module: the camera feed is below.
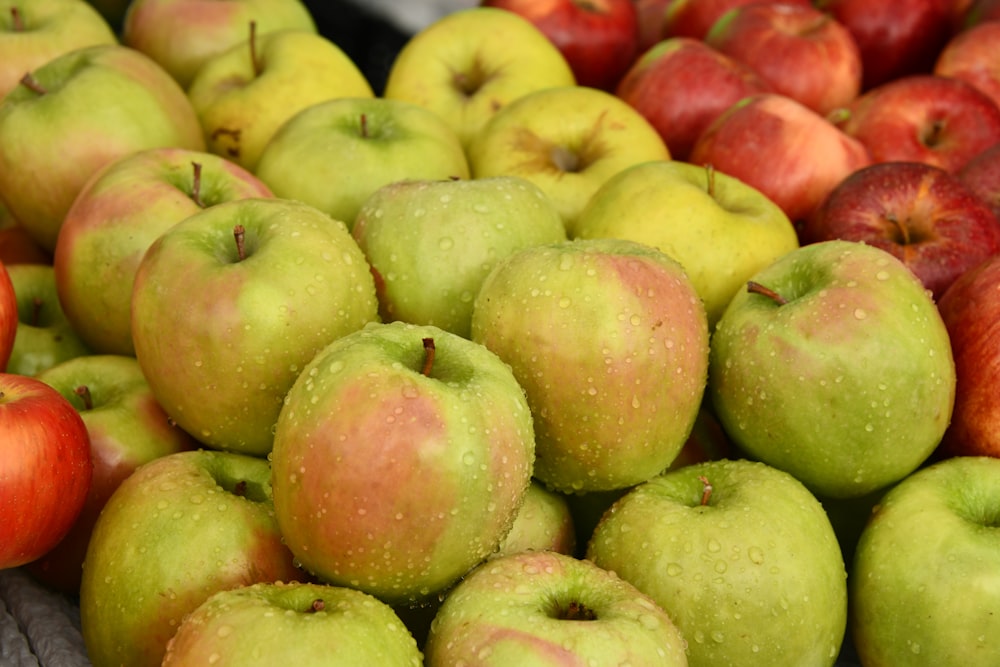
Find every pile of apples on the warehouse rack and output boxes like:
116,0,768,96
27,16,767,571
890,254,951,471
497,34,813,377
2,0,1000,665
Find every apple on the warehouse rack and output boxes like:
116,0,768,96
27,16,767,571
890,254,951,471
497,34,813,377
351,175,567,338
587,458,848,667
467,85,670,231
635,0,675,52
0,0,117,100
800,160,1000,300
835,74,1000,173
254,96,470,229
6,263,91,377
662,0,811,40
53,147,274,357
964,0,1000,25
470,238,710,493
704,2,863,115
0,372,91,569
187,26,374,172
130,197,379,456
0,43,205,252
270,321,536,606
0,210,51,266
24,354,198,594
480,0,640,92
0,259,15,371
709,240,956,499
934,20,1000,110
161,581,423,666
689,93,872,224
424,550,688,666
614,36,773,162
495,479,577,559
850,455,1000,665
382,6,576,149
122,0,318,89
936,253,1000,457
958,134,1000,220
78,449,305,667
572,159,800,328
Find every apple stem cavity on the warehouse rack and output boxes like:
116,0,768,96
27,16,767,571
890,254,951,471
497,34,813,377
233,480,247,497
19,72,47,96
233,224,247,261
747,280,789,306
30,296,43,326
190,162,206,208
560,600,598,621
10,6,24,31
922,119,945,148
550,145,581,173
421,337,436,377
698,475,713,506
73,386,94,411
309,599,325,613
248,20,262,77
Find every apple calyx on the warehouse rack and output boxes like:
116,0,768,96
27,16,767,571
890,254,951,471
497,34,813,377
452,58,490,98
921,119,946,148
233,480,247,497
698,475,713,506
10,6,24,31
746,280,789,306
19,72,47,96
248,21,262,77
190,162,206,208
559,600,598,622
420,337,436,376
308,598,325,613
233,225,247,261
73,385,94,411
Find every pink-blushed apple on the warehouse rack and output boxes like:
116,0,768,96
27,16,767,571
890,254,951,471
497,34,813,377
0,259,15,371
270,321,536,606
471,238,710,493
494,480,577,559
662,0,811,40
53,147,274,357
690,92,872,223
801,160,1000,300
481,0,640,92
615,36,773,161
934,20,1000,110
836,74,1000,173
958,140,1000,219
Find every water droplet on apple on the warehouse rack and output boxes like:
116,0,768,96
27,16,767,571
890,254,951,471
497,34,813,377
707,538,721,553
438,237,454,250
748,546,765,564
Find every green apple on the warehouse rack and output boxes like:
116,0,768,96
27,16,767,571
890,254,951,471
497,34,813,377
6,263,91,376
587,458,848,667
709,240,956,499
0,0,117,100
352,175,567,338
424,549,688,666
270,321,535,606
495,479,577,559
53,147,274,357
130,197,379,456
470,238,709,493
572,159,800,328
467,85,671,232
850,455,1000,666
162,581,423,666
187,27,374,172
122,0,317,89
255,96,470,228
0,43,205,252
79,449,304,667
382,6,576,149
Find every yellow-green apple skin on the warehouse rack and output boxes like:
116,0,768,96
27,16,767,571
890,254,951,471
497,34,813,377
0,44,205,252
255,96,470,228
467,85,671,232
54,147,274,357
494,479,577,559
709,240,956,499
352,176,567,338
122,0,317,89
470,238,709,493
130,198,379,456
0,0,117,100
187,29,374,172
382,7,576,150
573,159,800,328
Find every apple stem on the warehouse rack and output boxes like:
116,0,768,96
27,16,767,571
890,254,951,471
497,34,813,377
10,6,24,31
420,337,436,376
308,599,325,613
248,20,262,77
705,163,716,198
19,72,47,96
746,280,788,306
30,296,43,326
885,212,911,244
562,601,597,621
359,113,368,139
190,162,206,208
233,225,247,261
698,475,713,506
74,385,94,411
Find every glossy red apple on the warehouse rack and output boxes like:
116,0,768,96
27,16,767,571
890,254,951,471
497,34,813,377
481,0,639,91
801,161,1000,299
615,36,773,160
662,0,810,40
958,141,1000,219
935,21,1000,110
704,2,862,114
0,260,15,371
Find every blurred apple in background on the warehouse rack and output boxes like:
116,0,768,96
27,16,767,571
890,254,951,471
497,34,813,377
187,27,374,172
54,147,274,357
690,93,872,223
801,160,1000,300
471,238,709,493
0,208,51,266
615,36,773,162
130,198,379,456
662,0,810,40
467,85,670,231
495,480,577,559
382,7,576,149
958,140,1000,219
635,0,675,51
352,175,567,338
255,96,469,228
0,44,204,252
934,20,1000,109
836,74,1000,173
481,0,639,92
964,0,1000,24
122,0,317,89
0,260,15,371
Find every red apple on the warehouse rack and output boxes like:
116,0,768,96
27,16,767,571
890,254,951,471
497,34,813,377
0,372,92,569
481,0,639,91
800,161,1000,299
963,0,1000,26
0,260,15,371
615,36,773,161
662,0,810,40
689,92,872,222
936,252,1000,457
934,21,1000,110
705,2,862,115
635,0,676,52
958,141,1000,219
836,74,1000,172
